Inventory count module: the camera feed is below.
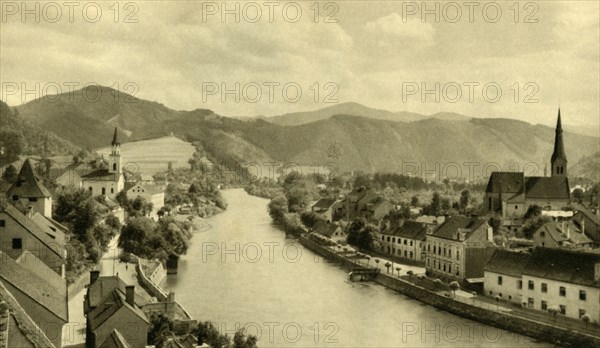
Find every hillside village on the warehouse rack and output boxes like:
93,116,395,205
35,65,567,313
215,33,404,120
0,129,250,348
272,110,600,329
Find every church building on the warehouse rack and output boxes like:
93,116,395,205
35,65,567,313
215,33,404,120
81,128,125,198
485,110,571,218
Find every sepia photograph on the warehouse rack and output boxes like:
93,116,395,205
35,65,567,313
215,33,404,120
0,1,599,347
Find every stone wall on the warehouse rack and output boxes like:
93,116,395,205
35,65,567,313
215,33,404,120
298,235,600,347
136,258,168,302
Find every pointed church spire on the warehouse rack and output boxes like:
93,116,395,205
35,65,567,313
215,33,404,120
111,127,120,146
551,108,567,177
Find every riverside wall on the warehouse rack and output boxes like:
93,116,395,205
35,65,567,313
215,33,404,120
298,236,600,348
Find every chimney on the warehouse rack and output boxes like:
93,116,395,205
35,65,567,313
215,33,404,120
27,206,33,218
125,286,135,306
582,219,586,235
90,270,100,285
168,291,175,303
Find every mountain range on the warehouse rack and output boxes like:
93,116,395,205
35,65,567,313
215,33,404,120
5,85,599,181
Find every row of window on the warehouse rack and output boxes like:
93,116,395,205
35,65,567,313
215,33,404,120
428,259,460,276
382,235,414,247
426,243,461,260
11,195,38,202
89,187,115,195
498,276,588,300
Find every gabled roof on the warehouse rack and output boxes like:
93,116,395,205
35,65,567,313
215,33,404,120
312,220,341,238
0,205,65,259
535,221,592,246
484,249,532,277
363,197,391,212
432,216,488,241
100,329,131,348
88,289,148,332
7,159,52,198
524,176,570,200
0,251,68,322
384,221,427,240
573,206,600,225
81,169,121,182
485,172,524,194
86,276,151,314
127,183,164,196
31,213,67,245
523,247,600,288
312,198,337,210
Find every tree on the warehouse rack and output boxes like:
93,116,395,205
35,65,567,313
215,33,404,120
459,190,470,212
524,205,542,220
396,267,402,277
449,281,460,298
233,329,258,348
147,314,174,348
194,321,231,348
410,195,419,207
268,193,288,225
581,313,591,328
428,192,442,216
2,164,17,184
522,215,551,239
346,219,376,251
548,305,561,323
0,130,23,164
406,270,413,279
572,188,584,204
385,261,392,274
433,278,442,290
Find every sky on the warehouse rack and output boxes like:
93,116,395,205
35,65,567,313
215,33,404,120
1,1,599,127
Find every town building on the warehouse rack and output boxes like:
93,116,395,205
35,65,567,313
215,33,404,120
0,250,68,348
344,187,378,220
484,249,532,304
493,248,600,324
81,128,125,199
425,216,495,282
572,207,600,245
484,110,571,218
312,220,346,242
86,287,149,348
0,204,66,276
126,182,165,219
84,271,152,315
6,159,53,218
311,198,339,222
532,220,593,249
380,220,428,262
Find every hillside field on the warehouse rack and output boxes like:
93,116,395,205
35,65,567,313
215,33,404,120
96,135,195,176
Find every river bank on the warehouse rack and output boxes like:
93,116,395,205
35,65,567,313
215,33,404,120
298,235,600,347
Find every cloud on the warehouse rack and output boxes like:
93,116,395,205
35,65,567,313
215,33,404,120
364,13,435,48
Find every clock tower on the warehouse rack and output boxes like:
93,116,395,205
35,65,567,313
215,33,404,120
550,108,567,177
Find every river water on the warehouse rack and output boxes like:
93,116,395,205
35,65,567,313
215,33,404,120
163,189,550,347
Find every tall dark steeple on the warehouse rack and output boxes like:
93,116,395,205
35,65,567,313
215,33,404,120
111,127,120,146
109,127,122,174
551,108,567,177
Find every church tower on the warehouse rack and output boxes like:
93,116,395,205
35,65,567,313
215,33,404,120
551,108,567,177
108,127,122,175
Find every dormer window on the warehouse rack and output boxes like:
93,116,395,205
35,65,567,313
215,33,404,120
12,195,18,201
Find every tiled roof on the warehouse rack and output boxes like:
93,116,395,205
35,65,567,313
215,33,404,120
524,176,570,200
432,216,488,241
312,198,337,210
0,250,68,322
312,220,340,238
88,289,148,331
485,172,524,194
1,205,65,259
14,251,66,291
86,276,151,314
484,249,532,277
536,221,592,246
573,206,600,225
523,247,600,288
100,329,131,348
7,159,52,198
127,183,164,196
81,169,120,182
31,213,67,245
383,221,427,240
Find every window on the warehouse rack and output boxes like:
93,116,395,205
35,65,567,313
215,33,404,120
528,280,534,290
12,238,22,250
410,241,413,246
540,231,545,237
498,276,503,285
517,280,522,289
12,195,18,201
499,293,502,297
559,286,566,297
541,301,547,310
559,305,566,315
102,187,106,195
0,220,4,227
28,197,37,202
580,290,586,301
515,205,518,210
456,250,460,260
111,188,114,194
404,250,407,257
409,251,413,259
404,240,407,245
382,236,385,241
528,298,534,307
541,283,547,293
392,238,396,243
579,309,586,318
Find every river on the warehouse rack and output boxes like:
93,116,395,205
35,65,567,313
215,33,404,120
163,189,550,347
